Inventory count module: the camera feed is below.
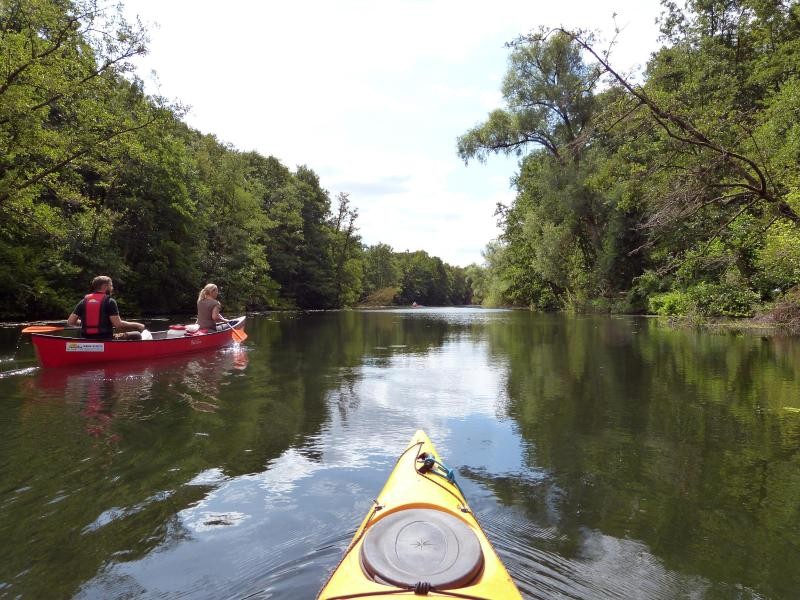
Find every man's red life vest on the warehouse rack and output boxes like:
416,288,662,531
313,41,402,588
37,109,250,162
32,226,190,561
83,292,108,335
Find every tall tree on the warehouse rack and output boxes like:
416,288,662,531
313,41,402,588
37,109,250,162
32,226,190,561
463,1,800,315
363,243,401,294
0,0,170,316
330,192,362,305
458,30,631,308
457,29,599,165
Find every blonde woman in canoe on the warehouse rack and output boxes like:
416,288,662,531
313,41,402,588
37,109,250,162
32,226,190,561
197,283,230,331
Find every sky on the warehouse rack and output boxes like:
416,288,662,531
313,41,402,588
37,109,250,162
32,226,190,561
122,0,665,267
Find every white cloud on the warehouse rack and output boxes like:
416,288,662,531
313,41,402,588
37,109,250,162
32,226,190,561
124,0,663,266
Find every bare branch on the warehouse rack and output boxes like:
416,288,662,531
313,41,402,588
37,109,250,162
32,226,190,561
560,30,778,194
539,27,800,229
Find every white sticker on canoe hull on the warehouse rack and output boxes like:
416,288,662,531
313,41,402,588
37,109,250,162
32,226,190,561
65,342,105,352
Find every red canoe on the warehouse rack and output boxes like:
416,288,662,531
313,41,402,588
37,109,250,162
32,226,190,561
30,317,246,368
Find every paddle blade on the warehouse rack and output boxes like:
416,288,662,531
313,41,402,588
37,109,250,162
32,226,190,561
232,328,247,343
21,325,65,334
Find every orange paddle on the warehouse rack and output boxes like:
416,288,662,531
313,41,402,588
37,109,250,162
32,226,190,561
21,325,66,334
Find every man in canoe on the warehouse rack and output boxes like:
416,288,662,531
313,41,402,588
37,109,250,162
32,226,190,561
67,275,145,340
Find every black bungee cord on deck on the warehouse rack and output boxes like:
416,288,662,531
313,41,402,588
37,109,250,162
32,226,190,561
324,584,492,599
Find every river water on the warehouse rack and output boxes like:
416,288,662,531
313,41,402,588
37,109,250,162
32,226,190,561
1,309,799,599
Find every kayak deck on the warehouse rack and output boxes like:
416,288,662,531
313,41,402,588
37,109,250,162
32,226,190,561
317,430,521,599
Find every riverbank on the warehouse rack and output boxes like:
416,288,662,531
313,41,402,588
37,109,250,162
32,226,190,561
659,289,800,335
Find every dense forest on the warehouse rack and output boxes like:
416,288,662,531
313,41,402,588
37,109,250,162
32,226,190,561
4,1,800,323
0,0,470,320
461,0,800,322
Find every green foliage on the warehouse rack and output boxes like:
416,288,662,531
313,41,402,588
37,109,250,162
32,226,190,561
649,290,693,316
357,247,470,307
649,283,760,317
363,243,401,295
337,258,364,306
756,219,800,292
458,29,597,163
0,0,384,317
480,241,560,310
395,251,450,306
460,1,800,318
360,287,399,306
686,282,761,318
329,192,363,306
447,267,471,305
464,263,487,304
0,0,162,316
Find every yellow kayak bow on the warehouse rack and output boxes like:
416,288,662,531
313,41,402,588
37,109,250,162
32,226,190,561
317,430,522,599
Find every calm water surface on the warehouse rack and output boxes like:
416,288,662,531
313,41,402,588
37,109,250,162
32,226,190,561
1,309,799,599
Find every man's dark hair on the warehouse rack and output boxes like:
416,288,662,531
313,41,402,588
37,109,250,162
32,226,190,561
91,275,112,292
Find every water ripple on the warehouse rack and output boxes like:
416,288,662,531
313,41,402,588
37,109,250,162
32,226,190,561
0,366,37,379
82,490,175,534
